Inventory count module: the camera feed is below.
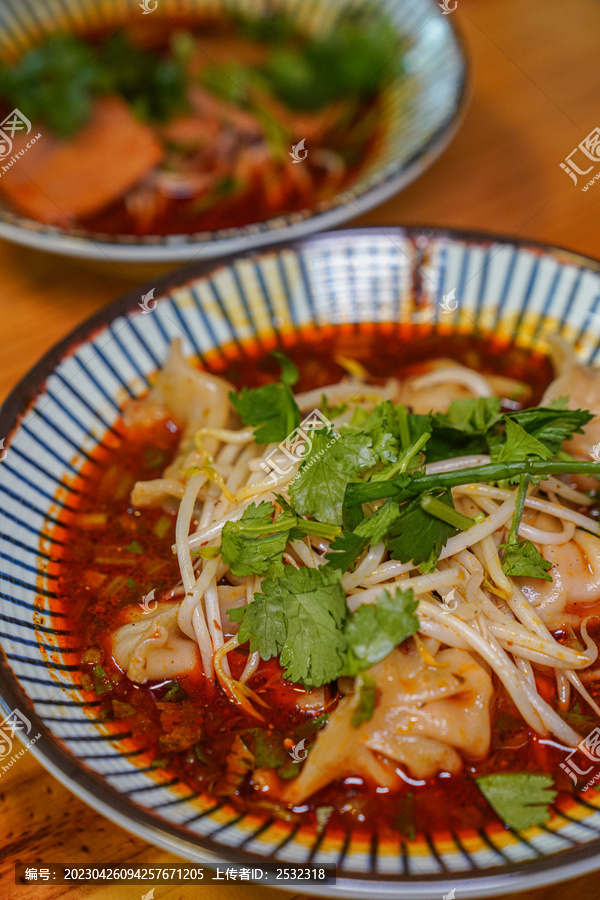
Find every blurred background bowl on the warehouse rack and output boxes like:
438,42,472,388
0,0,468,267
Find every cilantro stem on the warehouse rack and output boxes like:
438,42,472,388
369,432,430,484
343,458,600,528
370,456,406,483
229,510,340,542
230,520,293,537
397,404,410,450
296,520,341,539
408,459,600,491
420,495,478,531
506,475,529,546
370,459,600,502
399,432,430,473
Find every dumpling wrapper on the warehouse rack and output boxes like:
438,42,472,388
517,512,600,628
125,339,234,508
283,646,493,804
112,602,198,684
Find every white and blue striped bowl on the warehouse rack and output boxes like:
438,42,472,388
0,0,467,263
2,227,600,898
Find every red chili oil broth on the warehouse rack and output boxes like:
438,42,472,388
49,326,599,841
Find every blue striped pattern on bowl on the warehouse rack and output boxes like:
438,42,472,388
2,228,600,897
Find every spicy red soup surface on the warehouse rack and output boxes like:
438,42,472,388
51,327,599,840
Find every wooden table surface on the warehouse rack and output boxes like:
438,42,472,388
1,0,600,897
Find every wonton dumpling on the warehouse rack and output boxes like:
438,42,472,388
283,646,493,804
124,339,234,507
541,335,600,489
124,337,232,434
217,584,247,637
517,514,600,628
542,336,600,460
112,602,198,683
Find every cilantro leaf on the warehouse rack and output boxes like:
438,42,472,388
385,489,458,573
274,493,297,515
260,8,400,113
475,773,557,830
433,396,503,435
271,350,299,387
293,712,329,741
272,493,341,542
228,582,287,662
428,398,590,464
395,791,416,841
290,429,377,525
355,498,401,545
369,430,430,484
230,574,419,687
0,32,190,139
195,545,220,560
507,406,593,454
559,702,595,730
425,430,489,465
343,587,419,675
426,397,501,462
229,353,300,443
242,728,287,768
547,395,569,409
498,475,553,581
326,493,423,573
325,531,367,571
493,418,555,464
407,411,433,444
343,400,402,463
220,501,296,576
320,394,348,419
500,539,553,581
230,382,300,444
351,674,376,728
277,759,303,780
125,540,144,554
229,565,348,687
